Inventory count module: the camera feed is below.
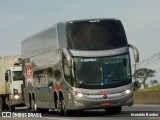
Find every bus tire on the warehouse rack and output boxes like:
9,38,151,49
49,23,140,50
105,106,122,114
64,108,71,116
31,97,48,113
63,99,71,116
57,99,64,116
31,97,37,112
64,110,71,116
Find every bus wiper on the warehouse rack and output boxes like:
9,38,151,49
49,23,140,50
77,82,101,88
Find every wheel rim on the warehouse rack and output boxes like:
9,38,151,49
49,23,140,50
57,100,59,110
63,100,69,116
58,99,64,116
34,103,37,112
62,99,65,111
31,99,37,112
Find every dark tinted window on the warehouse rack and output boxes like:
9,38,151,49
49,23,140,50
66,19,128,50
13,71,23,81
73,54,131,89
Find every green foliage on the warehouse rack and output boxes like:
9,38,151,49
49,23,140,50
136,84,160,92
132,80,141,91
133,68,156,89
150,79,159,85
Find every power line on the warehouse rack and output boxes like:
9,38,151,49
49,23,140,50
136,51,160,68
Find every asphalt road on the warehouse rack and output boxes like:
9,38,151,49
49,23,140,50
1,104,160,120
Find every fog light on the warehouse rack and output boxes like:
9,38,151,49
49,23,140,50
74,100,84,106
125,89,131,94
14,95,20,99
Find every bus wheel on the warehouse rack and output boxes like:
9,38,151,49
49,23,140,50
31,99,37,112
64,108,70,116
63,100,71,116
57,99,64,116
105,107,122,114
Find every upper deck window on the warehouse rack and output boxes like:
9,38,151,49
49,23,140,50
66,19,128,50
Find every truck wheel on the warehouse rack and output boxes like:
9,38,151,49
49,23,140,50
0,96,6,111
10,105,15,112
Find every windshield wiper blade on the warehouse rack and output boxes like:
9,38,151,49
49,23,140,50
77,82,101,88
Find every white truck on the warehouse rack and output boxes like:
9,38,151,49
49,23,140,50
0,56,25,111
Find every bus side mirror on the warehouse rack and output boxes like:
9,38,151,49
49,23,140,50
5,72,8,82
128,44,139,63
62,48,72,68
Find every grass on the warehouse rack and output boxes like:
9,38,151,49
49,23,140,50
136,84,160,92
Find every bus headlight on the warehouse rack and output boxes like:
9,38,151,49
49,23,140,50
77,93,84,98
125,89,131,94
74,91,88,98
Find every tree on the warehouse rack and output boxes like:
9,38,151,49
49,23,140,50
150,79,159,85
133,68,156,88
132,80,141,91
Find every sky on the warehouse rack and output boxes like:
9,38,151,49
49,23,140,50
0,0,160,63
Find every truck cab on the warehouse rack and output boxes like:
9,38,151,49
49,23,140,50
5,64,25,111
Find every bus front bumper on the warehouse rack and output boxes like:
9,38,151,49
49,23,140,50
67,92,133,110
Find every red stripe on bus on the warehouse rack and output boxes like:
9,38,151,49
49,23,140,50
53,86,62,90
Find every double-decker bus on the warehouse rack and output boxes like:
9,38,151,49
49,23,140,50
21,18,139,116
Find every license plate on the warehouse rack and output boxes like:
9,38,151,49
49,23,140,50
101,102,111,106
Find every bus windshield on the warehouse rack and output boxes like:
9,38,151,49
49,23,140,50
66,19,127,50
73,54,131,88
12,71,23,81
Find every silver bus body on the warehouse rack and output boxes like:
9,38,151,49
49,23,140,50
21,18,139,115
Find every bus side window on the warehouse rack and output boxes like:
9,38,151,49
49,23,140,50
53,69,62,86
53,69,61,80
47,68,54,86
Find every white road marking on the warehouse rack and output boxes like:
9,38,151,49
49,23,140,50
40,117,73,120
